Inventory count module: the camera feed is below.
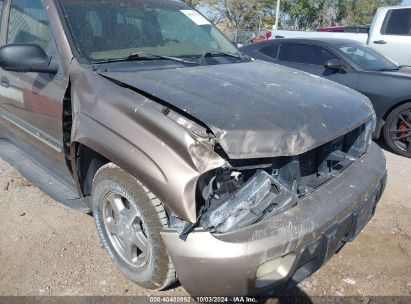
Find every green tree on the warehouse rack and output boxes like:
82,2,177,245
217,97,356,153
336,0,402,25
281,0,342,29
204,0,263,29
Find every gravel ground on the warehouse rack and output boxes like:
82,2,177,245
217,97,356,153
0,142,410,301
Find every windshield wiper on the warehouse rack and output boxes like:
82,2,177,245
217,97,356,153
93,52,196,65
200,51,244,60
125,52,196,64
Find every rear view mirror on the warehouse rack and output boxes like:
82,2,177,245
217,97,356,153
0,44,58,74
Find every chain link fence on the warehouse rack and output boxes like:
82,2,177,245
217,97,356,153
221,28,272,46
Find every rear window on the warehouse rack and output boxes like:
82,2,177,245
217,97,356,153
381,8,411,36
278,44,337,65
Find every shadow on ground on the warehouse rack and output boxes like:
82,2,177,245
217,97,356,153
374,138,392,154
259,286,313,304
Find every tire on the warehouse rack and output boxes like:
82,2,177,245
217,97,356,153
383,102,411,158
92,163,176,290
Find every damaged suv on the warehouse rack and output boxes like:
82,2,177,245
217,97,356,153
0,0,387,297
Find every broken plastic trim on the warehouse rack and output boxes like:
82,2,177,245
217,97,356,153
347,115,376,158
201,170,298,233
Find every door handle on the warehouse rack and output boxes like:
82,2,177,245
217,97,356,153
373,40,387,44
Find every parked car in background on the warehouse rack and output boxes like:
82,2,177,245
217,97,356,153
0,0,387,297
241,38,411,158
269,5,411,66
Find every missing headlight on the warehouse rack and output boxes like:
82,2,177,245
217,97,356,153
346,115,376,158
200,170,298,233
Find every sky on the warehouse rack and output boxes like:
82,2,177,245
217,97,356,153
403,0,411,4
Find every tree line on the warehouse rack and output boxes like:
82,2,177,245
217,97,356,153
182,0,402,30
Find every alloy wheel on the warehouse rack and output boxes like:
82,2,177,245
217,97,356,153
388,109,411,154
102,191,149,268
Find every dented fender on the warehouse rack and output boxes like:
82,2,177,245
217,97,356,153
68,61,226,222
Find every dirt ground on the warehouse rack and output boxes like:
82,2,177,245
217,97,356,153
0,141,410,301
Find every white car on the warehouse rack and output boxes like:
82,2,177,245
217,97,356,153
269,5,411,66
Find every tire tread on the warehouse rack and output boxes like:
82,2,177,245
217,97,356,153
92,163,177,290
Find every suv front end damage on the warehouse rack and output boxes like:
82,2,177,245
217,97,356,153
88,63,384,297
161,142,386,296
158,115,386,296
188,117,376,235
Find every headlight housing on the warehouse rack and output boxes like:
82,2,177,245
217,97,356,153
347,114,376,158
363,113,377,154
201,170,297,233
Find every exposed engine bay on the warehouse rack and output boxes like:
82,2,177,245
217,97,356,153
171,118,374,235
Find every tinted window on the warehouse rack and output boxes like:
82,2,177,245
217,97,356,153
278,44,337,65
7,0,52,50
258,44,279,59
381,8,411,36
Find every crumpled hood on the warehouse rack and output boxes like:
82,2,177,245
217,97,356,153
100,61,373,159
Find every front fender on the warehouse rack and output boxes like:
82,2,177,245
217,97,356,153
69,63,225,222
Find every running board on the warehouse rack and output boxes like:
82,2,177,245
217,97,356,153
0,140,90,213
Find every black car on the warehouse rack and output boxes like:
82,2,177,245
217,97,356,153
241,38,411,158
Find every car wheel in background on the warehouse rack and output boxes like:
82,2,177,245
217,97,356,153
383,102,411,158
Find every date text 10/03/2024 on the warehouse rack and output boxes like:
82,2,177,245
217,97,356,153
149,296,258,303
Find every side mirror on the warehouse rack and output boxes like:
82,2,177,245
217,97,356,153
324,59,345,72
0,44,58,74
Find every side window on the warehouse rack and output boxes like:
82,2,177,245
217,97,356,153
258,45,279,59
278,44,337,65
381,9,411,36
7,0,52,51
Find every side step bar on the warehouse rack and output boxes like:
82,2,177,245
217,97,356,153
0,139,90,213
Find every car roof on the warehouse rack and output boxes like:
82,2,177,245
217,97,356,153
240,38,363,50
269,38,362,45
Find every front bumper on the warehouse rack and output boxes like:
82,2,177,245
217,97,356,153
161,143,387,296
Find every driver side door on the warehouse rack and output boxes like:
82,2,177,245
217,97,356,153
0,0,72,182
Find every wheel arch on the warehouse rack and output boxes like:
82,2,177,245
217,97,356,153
69,113,204,223
383,99,411,120
375,98,411,138
72,142,109,197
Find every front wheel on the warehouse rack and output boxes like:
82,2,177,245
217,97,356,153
92,163,176,290
383,102,411,158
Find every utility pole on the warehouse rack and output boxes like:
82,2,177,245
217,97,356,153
274,0,281,29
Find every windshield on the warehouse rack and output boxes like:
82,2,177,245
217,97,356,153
339,44,399,71
59,0,240,64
